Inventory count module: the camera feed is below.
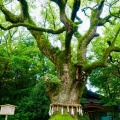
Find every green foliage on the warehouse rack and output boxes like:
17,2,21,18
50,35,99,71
17,79,50,120
0,29,56,119
88,22,120,63
49,114,74,120
0,40,41,104
44,73,61,92
89,63,120,105
81,115,90,120
8,113,30,120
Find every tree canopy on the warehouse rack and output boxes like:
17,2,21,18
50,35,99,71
0,0,120,70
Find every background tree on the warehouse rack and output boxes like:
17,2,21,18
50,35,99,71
89,58,120,106
88,22,120,105
0,0,120,120
0,29,55,120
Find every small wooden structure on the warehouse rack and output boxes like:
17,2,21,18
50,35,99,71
82,90,120,120
0,104,16,120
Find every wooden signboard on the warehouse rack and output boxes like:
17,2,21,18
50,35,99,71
0,104,16,115
0,104,17,120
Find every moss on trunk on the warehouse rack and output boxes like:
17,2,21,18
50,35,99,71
45,63,86,119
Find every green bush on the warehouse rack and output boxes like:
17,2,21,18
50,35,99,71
49,114,74,120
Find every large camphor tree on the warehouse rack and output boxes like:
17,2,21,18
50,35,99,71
0,0,120,119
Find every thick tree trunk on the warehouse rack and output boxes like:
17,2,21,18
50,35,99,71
30,30,87,119
47,63,86,120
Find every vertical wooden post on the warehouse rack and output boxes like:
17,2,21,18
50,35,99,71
5,115,8,120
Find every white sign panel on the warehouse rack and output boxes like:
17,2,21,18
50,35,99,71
0,104,16,115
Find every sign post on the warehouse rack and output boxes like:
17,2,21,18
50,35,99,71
5,115,8,120
0,104,17,120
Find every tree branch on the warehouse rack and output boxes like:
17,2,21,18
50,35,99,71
86,0,105,42
81,7,93,18
98,15,111,26
71,0,81,22
30,30,63,66
83,26,120,73
51,0,67,6
75,16,83,24
76,1,105,65
0,0,31,23
0,1,63,65
83,46,120,73
51,0,78,59
0,4,21,23
17,0,29,19
0,23,65,34
108,0,120,18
